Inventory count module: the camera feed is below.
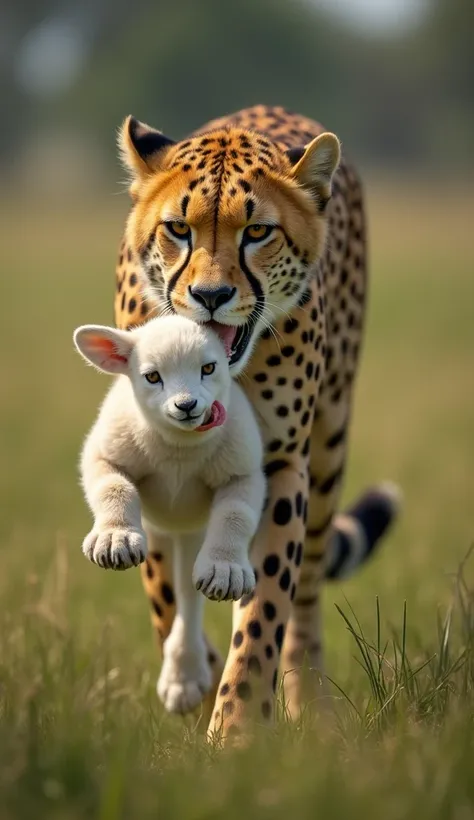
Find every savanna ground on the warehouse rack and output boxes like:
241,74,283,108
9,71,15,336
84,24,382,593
1,178,473,819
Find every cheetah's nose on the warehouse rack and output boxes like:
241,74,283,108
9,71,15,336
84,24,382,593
188,285,236,313
174,399,198,414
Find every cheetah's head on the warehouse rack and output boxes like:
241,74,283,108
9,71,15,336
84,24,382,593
119,116,340,374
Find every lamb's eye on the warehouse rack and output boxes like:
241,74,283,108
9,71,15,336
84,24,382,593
145,371,162,384
201,362,216,377
166,221,191,239
244,224,273,242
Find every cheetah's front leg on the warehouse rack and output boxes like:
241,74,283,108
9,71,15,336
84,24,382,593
280,398,349,718
207,461,308,742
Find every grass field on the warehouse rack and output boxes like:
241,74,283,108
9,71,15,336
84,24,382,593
1,179,473,819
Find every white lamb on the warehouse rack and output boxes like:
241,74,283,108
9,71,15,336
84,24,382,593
74,315,265,713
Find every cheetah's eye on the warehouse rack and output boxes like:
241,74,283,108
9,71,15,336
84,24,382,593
166,221,191,239
244,224,274,242
145,370,162,384
201,362,216,377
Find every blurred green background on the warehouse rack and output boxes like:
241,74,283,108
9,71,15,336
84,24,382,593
1,1,474,818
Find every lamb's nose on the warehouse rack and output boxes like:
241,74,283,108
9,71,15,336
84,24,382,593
174,399,198,413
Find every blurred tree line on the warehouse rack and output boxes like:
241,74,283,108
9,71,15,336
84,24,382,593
2,0,473,180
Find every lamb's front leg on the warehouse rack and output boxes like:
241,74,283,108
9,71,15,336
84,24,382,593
157,532,213,714
81,456,146,570
192,472,265,602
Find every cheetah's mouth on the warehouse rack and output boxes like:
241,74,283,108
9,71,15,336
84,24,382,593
207,322,253,367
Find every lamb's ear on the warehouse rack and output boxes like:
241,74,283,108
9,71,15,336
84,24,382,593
73,325,135,375
287,133,341,209
119,115,176,178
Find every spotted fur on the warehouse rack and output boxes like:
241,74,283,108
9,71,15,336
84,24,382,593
113,105,400,738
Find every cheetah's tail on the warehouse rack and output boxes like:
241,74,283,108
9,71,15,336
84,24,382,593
324,482,402,582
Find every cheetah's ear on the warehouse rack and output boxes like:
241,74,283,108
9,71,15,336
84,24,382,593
73,325,135,376
119,116,176,178
287,133,340,209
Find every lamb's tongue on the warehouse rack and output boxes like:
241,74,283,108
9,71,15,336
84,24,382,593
195,401,226,432
207,322,237,358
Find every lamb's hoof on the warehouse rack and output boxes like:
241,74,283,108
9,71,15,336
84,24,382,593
157,639,212,714
193,556,255,601
82,527,147,570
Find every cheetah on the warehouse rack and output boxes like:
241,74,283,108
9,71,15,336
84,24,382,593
113,105,400,739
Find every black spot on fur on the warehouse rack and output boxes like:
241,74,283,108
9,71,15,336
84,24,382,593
248,656,262,676
295,542,303,566
248,620,262,639
267,355,281,367
295,493,303,517
268,439,283,453
233,630,244,648
263,554,280,577
236,681,252,700
276,405,289,418
319,467,343,495
326,427,346,449
263,601,276,621
301,437,311,457
273,498,292,526
264,460,289,478
145,559,154,578
152,599,163,618
238,179,251,193
275,623,285,651
161,583,174,605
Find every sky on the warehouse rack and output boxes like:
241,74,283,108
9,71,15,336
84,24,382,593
312,0,428,33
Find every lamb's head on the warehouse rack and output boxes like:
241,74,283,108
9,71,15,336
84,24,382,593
73,315,231,438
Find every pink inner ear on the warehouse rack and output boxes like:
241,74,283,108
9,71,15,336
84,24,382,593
88,334,128,364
